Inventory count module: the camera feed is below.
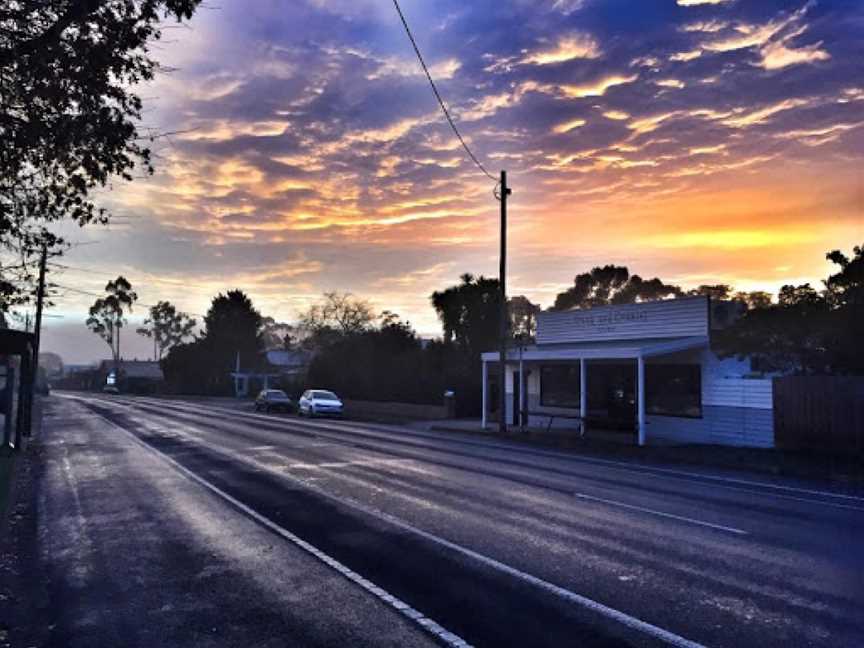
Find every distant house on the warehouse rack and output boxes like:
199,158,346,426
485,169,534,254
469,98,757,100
230,349,312,397
98,359,164,394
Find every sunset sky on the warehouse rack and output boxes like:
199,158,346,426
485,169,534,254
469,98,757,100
40,0,864,363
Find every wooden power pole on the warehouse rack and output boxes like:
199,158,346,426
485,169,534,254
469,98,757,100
33,244,47,365
498,170,511,435
22,244,48,437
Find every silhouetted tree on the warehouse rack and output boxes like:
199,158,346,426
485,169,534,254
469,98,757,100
714,283,829,374
431,274,501,355
137,301,197,360
85,276,138,365
551,265,681,310
306,311,431,403
734,291,773,309
204,289,263,377
824,244,864,373
162,289,262,394
509,295,541,341
297,292,375,348
688,284,733,300
0,0,202,307
260,316,295,350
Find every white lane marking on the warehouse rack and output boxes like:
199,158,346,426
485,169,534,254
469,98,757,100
79,398,707,648
88,408,472,648
123,395,864,505
565,455,864,502
573,493,748,536
289,458,412,470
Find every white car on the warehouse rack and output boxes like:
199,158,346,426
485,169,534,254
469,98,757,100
298,389,344,418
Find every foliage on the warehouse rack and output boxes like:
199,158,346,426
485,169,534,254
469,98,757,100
303,308,482,414
85,276,137,364
431,273,501,355
714,284,829,374
825,244,864,309
733,291,772,309
428,276,544,414
136,300,196,360
551,268,775,314
714,244,863,375
160,339,205,394
306,313,431,403
551,265,682,310
687,284,733,300
509,295,540,341
297,291,375,347
0,0,202,309
260,316,295,350
162,290,263,394
824,244,864,374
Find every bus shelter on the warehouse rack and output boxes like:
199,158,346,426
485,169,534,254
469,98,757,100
1,329,36,451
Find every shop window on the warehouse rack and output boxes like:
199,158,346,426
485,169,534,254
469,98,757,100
540,365,581,408
645,364,701,418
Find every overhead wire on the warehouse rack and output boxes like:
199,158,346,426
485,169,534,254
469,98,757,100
51,282,207,319
48,261,218,297
391,0,498,186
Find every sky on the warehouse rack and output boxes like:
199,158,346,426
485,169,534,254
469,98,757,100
36,0,864,364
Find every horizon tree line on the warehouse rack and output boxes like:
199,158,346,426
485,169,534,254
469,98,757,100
77,242,863,408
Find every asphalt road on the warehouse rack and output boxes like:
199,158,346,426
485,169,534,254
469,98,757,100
9,393,864,647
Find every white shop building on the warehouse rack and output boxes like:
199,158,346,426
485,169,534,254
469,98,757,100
481,296,774,448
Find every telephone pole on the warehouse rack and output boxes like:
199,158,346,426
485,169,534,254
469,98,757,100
33,244,47,365
23,243,48,437
498,170,511,435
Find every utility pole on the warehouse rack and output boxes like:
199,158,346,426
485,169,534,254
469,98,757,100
33,244,47,362
25,243,48,437
498,170,511,435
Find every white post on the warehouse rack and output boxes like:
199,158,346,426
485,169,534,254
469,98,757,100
481,360,488,429
518,347,525,431
637,355,646,446
580,358,587,419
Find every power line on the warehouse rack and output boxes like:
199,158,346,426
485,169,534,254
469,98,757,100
50,283,206,319
391,0,497,184
47,262,216,295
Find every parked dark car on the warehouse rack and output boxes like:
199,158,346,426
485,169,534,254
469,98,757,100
254,389,294,413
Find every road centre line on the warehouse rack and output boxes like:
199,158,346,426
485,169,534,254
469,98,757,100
80,398,708,648
288,458,413,470
574,493,748,535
